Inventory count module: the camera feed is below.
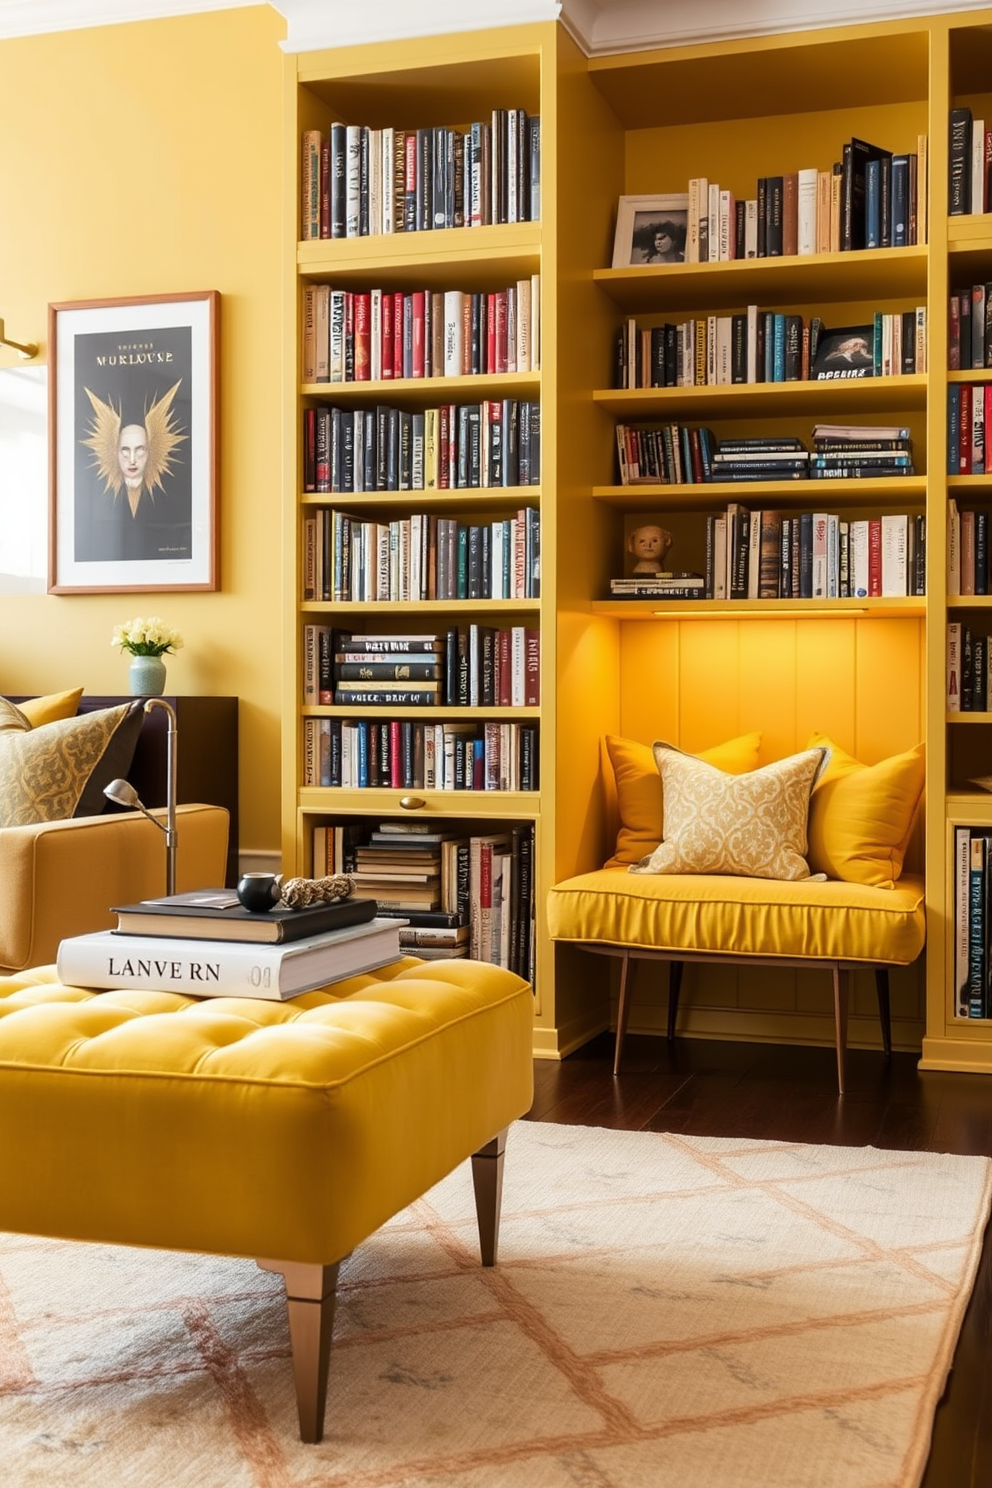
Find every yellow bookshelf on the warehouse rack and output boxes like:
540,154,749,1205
283,8,992,1070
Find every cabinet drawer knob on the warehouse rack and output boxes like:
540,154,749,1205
399,795,426,810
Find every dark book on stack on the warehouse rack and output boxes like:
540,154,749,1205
809,424,913,480
111,890,378,944
709,436,810,482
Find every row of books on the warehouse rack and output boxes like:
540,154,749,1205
704,507,925,601
300,112,541,240
947,383,992,475
303,508,541,604
681,139,926,262
315,820,537,978
615,308,927,389
302,400,541,493
948,502,992,597
954,827,992,1021
947,624,992,714
301,279,541,384
303,627,541,709
302,716,539,792
948,108,992,216
616,425,916,487
947,284,992,371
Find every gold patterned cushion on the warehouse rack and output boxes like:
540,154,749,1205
630,743,829,882
0,703,145,827
604,731,763,867
0,698,31,734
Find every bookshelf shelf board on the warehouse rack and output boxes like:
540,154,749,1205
302,371,540,404
947,475,992,488
594,377,927,420
301,489,541,512
947,712,992,724
592,479,927,510
591,597,925,619
947,371,992,385
303,706,540,721
299,789,539,819
593,247,928,314
946,793,992,820
947,595,992,609
947,215,992,254
587,28,928,127
300,599,540,616
298,224,542,284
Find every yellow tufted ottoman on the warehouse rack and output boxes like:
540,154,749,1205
0,956,533,1442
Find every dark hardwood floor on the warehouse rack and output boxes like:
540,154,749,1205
523,1032,992,1487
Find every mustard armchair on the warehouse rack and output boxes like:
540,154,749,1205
0,803,230,974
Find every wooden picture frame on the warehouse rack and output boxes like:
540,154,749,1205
48,291,219,593
612,195,690,268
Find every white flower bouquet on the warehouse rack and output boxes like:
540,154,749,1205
111,616,185,658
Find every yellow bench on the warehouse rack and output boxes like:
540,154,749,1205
547,732,928,1094
0,957,534,1442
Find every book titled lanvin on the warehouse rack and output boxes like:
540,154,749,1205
56,917,404,1001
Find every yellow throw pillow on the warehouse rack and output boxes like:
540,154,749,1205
0,703,145,827
805,733,925,888
630,743,829,881
605,731,762,867
16,687,84,727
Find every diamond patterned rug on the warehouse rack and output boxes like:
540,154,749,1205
1,1122,989,1488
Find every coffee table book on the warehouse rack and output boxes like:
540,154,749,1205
56,917,405,1000
111,889,377,944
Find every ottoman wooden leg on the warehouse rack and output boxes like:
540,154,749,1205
471,1128,507,1266
257,1258,341,1444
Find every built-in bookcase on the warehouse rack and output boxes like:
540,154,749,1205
284,8,992,1070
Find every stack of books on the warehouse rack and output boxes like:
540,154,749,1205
349,821,445,911
333,632,446,707
809,424,914,479
608,572,705,599
55,891,402,1001
710,437,810,482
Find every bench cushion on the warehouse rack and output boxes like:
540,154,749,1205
0,957,533,1266
547,867,926,965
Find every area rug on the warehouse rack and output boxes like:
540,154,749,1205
1,1122,989,1488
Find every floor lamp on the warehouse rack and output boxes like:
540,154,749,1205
103,698,178,896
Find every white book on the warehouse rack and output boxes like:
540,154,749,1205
511,625,526,707
368,127,382,236
827,513,839,597
56,919,404,1001
370,289,382,382
530,272,541,370
716,317,732,384
712,517,727,599
973,120,986,215
381,127,395,235
515,278,532,373
881,513,908,596
718,188,734,259
707,182,720,262
328,289,345,383
345,123,363,237
947,621,962,711
444,290,464,376
744,198,758,258
686,177,705,263
850,519,870,598
797,167,818,255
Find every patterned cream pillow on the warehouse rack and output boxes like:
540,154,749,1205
0,703,144,827
629,743,830,882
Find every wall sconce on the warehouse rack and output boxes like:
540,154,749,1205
0,319,38,360
103,698,178,895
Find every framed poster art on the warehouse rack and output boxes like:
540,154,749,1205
48,291,219,593
612,195,690,268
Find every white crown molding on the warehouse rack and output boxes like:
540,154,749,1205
0,0,987,49
559,0,992,56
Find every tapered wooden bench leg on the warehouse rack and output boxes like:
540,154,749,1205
614,949,634,1076
667,960,683,1041
832,966,850,1096
257,1258,341,1444
874,968,893,1059
471,1128,507,1266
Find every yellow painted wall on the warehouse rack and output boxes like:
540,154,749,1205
0,4,286,856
